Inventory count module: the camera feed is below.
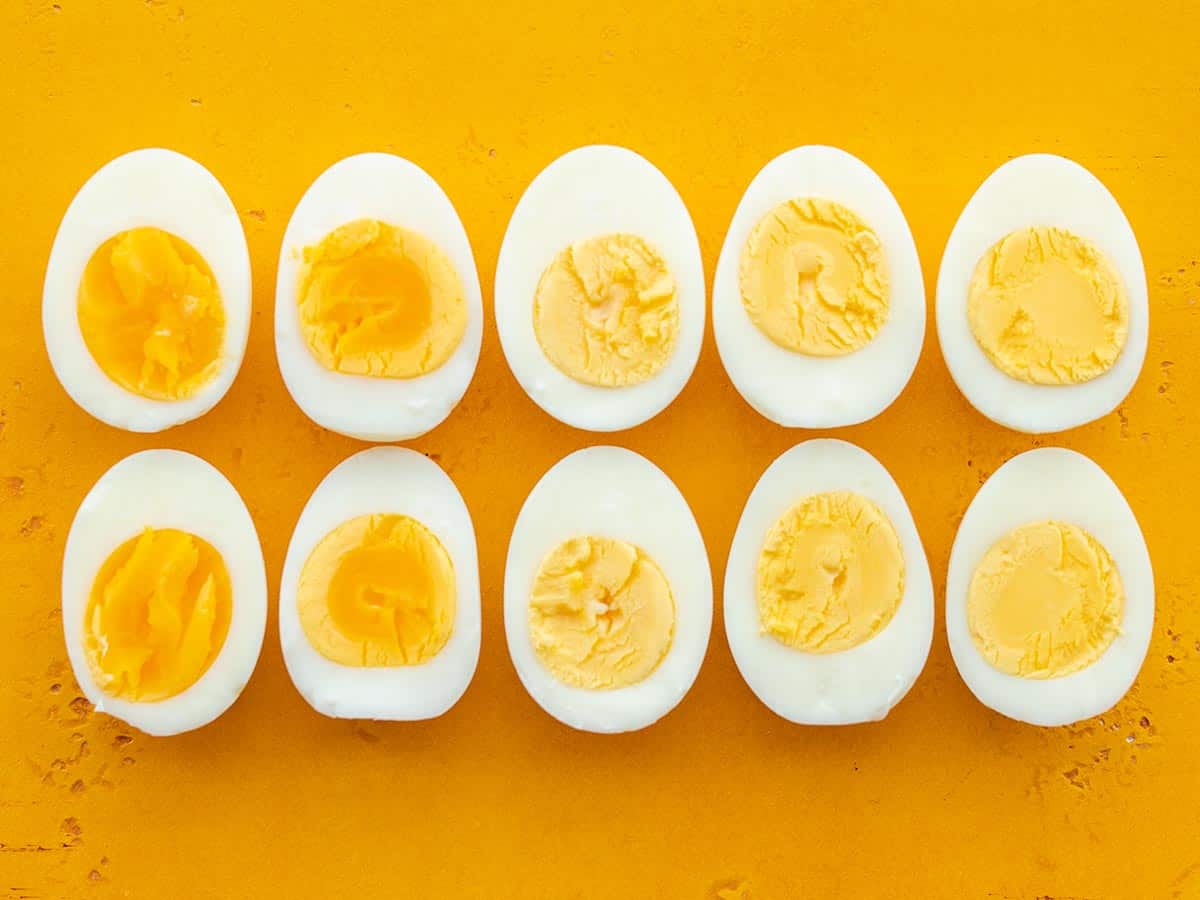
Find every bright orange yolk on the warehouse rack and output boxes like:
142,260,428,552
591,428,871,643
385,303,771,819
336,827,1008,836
83,528,233,702
77,227,225,401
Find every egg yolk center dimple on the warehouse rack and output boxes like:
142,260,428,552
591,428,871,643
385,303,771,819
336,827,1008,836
533,233,680,387
967,520,1124,679
298,514,456,667
756,491,905,653
967,226,1129,385
297,219,467,379
77,227,225,401
84,527,232,702
739,198,890,356
528,536,675,689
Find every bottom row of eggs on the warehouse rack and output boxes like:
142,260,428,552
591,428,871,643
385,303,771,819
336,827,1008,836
62,441,1152,737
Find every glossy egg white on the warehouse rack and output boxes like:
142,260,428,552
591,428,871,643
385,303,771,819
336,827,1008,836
494,145,705,432
43,149,251,432
62,450,267,736
275,153,483,441
279,447,480,720
946,448,1153,726
504,447,712,732
713,146,925,428
936,154,1148,433
725,440,933,724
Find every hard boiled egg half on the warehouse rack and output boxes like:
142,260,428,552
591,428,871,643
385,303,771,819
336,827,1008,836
62,450,267,736
495,145,705,432
936,154,1148,433
44,149,251,432
714,146,925,428
725,440,933,724
279,447,480,720
276,153,483,441
946,448,1153,726
504,447,712,732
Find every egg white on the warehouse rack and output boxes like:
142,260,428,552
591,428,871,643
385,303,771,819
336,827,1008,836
946,447,1154,727
494,145,705,432
275,153,483,442
936,154,1148,434
725,439,933,724
62,450,266,736
713,146,925,428
43,149,251,433
504,446,712,732
279,447,481,720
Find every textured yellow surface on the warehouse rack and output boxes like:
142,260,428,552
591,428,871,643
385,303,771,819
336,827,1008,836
2,1,1198,897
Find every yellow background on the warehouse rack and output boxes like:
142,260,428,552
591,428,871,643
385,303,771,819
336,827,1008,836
2,1,1197,896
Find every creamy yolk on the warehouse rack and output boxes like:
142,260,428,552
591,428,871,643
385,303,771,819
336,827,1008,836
967,226,1129,384
739,198,889,356
298,514,455,666
77,227,225,401
757,492,904,653
968,521,1124,678
84,528,232,702
529,536,675,689
533,233,679,387
297,219,467,379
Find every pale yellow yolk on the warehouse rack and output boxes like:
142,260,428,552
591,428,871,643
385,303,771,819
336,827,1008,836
528,536,675,689
739,198,890,356
533,233,679,387
298,514,455,667
84,528,232,702
968,521,1124,678
77,227,225,401
967,226,1129,384
297,219,467,378
757,492,904,653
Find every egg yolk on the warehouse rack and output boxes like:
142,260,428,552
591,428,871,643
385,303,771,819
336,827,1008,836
77,227,225,401
297,219,467,379
533,233,679,387
83,528,232,702
298,514,455,666
968,521,1124,678
739,198,890,356
529,536,675,689
757,492,904,653
967,226,1129,385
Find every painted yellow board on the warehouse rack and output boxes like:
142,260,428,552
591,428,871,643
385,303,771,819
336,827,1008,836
2,1,1197,896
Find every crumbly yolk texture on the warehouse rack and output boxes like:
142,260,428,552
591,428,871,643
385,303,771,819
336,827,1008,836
83,528,232,702
77,227,225,401
968,521,1124,679
298,514,455,667
757,492,904,653
739,198,890,356
528,536,675,689
967,226,1129,385
533,233,679,387
297,219,467,379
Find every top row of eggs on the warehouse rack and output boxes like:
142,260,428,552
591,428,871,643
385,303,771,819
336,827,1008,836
43,145,1148,437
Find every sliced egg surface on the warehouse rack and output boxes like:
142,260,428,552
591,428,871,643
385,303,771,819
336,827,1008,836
946,448,1153,726
936,154,1148,433
713,146,925,428
504,447,711,732
62,450,266,736
43,148,251,432
725,440,933,724
275,153,483,441
494,145,705,432
279,447,480,720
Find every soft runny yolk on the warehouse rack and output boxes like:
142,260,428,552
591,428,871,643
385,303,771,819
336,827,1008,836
77,227,225,401
84,528,232,702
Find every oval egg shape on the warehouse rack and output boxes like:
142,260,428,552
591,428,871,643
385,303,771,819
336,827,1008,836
43,149,251,432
